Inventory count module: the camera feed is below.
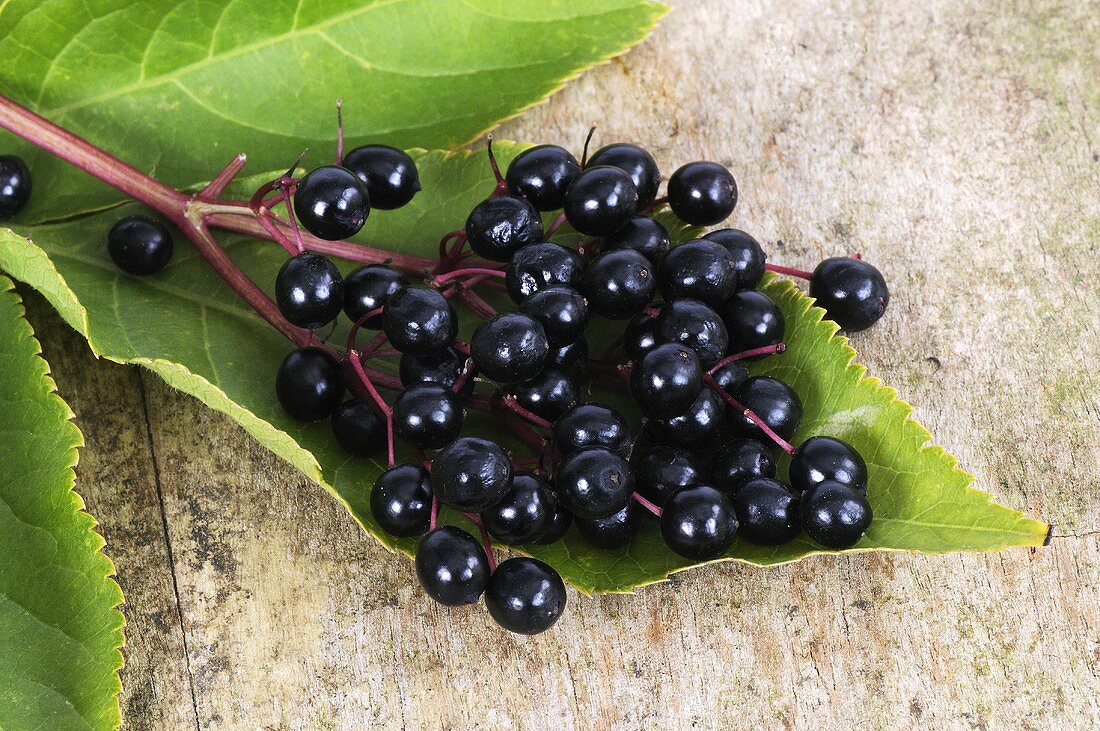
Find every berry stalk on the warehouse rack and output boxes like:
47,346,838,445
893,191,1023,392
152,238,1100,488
703,374,796,454
765,262,813,280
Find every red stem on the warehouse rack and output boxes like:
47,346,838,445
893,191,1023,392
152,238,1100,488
429,497,440,531
543,213,566,240
703,374,795,454
349,352,395,465
457,289,497,320
765,263,813,280
498,394,551,429
707,343,787,373
632,492,663,518
461,512,497,571
432,267,506,286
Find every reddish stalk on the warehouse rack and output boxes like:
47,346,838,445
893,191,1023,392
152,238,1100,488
346,307,385,352
498,394,552,429
485,135,507,196
349,352,396,466
461,512,497,571
457,289,497,320
543,213,567,240
432,267,506,286
765,263,813,280
199,154,248,200
429,496,440,531
632,492,663,518
707,343,787,373
703,374,795,454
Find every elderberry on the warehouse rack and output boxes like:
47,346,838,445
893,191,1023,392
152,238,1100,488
809,257,889,332
0,155,31,219
470,312,549,384
586,143,661,208
574,500,641,549
275,347,344,421
563,165,639,236
484,557,567,635
293,165,369,240
342,144,420,210
505,144,581,211
465,195,543,262
275,251,344,329
667,161,737,226
506,242,585,303
370,464,432,537
415,526,490,606
107,216,174,276
342,264,407,327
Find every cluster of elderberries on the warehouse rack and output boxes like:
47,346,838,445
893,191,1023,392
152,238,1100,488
0,127,889,636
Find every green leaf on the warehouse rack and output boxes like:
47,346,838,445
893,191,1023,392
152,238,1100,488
0,0,667,221
0,145,1047,594
0,276,124,729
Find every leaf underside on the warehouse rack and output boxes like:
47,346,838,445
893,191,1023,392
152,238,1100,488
0,277,124,729
0,144,1048,594
0,0,668,221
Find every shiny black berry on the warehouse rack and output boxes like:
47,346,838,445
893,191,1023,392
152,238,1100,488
721,290,784,356
342,144,420,210
800,481,873,549
471,313,549,384
630,343,703,419
555,446,634,519
485,557,567,635
656,298,729,369
733,478,801,545
563,165,639,236
505,144,581,211
431,437,513,512
651,387,724,447
481,473,557,545
275,347,344,421
657,239,739,307
667,161,737,226
466,195,543,262
575,500,641,549
711,438,775,493
506,242,584,303
603,215,670,264
586,143,661,208
370,464,432,537
623,310,660,360
511,369,579,421
275,252,344,329
399,346,471,395
580,249,656,320
728,376,802,442
546,337,589,378
0,155,31,219
809,257,889,332
107,216,174,276
293,165,369,240
634,447,706,506
789,436,868,495
415,526,489,606
661,485,738,560
331,399,386,457
531,502,574,545
342,264,408,326
382,287,457,356
392,383,464,450
704,228,766,290
710,360,748,394
520,286,588,345
552,403,632,457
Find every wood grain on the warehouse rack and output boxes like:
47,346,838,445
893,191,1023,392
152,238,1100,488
22,0,1100,727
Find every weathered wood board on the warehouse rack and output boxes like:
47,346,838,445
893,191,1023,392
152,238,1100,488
21,0,1100,727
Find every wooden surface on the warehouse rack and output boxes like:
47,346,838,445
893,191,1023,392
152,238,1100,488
21,0,1100,727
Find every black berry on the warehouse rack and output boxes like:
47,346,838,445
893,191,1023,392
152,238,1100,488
603,215,670,263
661,485,738,560
481,473,557,545
727,376,802,442
667,161,737,226
546,337,589,378
471,312,549,384
293,165,369,240
505,242,584,303
370,464,432,537
651,387,724,447
0,154,32,219
788,436,868,495
107,215,174,276
275,347,344,421
520,286,588,345
704,228,766,291
586,143,661,208
431,437,513,512
552,403,632,457
630,343,703,419
555,446,634,519
392,383,464,450
800,481,873,549
505,144,581,211
809,257,889,332
485,557,567,635
711,438,775,493
574,500,641,549
342,264,408,326
531,502,574,545
656,298,730,369
275,252,344,329
657,239,739,307
634,446,707,506
721,290,784,356
331,399,386,457
580,249,656,320
623,310,660,360
399,346,471,395
510,368,579,421
465,195,543,262
563,165,639,236
733,478,801,546
415,527,489,606
382,287,457,355
342,144,420,210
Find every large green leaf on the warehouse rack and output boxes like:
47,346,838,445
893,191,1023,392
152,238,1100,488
0,145,1048,594
0,277,124,729
0,0,666,221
